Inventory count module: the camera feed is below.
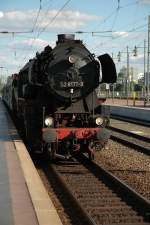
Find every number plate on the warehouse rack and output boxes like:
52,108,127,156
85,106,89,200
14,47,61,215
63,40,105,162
60,81,84,88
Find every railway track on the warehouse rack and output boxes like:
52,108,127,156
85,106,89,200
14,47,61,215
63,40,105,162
36,154,150,225
9,106,150,224
108,119,150,155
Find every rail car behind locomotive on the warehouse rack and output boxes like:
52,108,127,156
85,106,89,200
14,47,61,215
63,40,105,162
3,34,117,159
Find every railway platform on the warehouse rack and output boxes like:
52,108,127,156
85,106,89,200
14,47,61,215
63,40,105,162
0,100,62,225
110,118,150,140
103,98,150,124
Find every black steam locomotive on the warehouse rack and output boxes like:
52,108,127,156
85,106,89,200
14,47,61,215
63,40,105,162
3,34,116,159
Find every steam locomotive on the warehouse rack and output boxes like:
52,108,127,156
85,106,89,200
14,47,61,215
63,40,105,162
3,34,116,159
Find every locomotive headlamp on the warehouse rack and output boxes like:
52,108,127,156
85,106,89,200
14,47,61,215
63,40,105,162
69,55,76,64
45,116,53,127
95,117,103,126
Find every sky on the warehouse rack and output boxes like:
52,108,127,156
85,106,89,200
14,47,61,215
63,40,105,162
0,0,150,80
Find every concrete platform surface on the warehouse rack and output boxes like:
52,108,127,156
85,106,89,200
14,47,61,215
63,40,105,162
0,100,63,225
110,118,150,140
103,99,150,123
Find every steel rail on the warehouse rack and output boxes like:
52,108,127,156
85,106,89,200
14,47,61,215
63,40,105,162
47,162,97,225
108,127,150,156
109,125,150,143
76,153,150,222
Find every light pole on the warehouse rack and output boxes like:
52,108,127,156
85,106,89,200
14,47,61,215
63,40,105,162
147,15,150,103
112,52,115,102
133,40,147,105
126,46,129,105
117,51,125,98
117,47,130,105
144,40,146,100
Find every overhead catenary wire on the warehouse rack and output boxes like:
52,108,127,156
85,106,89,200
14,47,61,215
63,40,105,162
37,0,72,38
10,0,148,73
14,0,43,63
111,10,119,31
19,0,72,68
13,1,43,59
17,0,143,61
90,13,148,53
0,1,44,34
131,0,140,31
31,0,42,32
91,23,147,52
79,0,141,46
87,0,140,32
34,0,54,34
0,30,33,34
110,0,121,31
